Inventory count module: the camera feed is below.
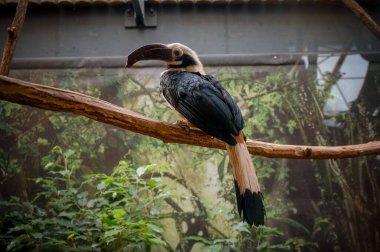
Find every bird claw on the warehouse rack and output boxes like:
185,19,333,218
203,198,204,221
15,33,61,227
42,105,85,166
176,120,191,133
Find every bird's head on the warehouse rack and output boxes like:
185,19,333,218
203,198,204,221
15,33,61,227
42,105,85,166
126,43,205,75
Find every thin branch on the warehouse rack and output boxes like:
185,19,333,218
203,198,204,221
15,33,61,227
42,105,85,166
328,159,371,218
341,0,380,39
0,75,379,160
0,0,29,75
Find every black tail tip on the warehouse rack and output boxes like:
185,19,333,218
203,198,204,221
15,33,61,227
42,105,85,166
234,180,266,226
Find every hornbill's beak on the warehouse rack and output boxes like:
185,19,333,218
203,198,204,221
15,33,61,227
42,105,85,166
126,43,173,67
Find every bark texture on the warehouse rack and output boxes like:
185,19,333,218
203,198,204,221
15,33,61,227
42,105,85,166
0,0,29,75
341,0,380,39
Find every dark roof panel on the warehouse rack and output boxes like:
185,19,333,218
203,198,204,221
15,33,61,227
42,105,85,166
0,0,376,6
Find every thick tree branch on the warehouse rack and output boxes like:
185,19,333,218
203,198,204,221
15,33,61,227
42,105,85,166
341,0,380,39
0,0,29,75
0,75,379,159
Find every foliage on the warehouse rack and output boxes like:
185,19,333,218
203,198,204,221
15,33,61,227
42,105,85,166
0,147,169,251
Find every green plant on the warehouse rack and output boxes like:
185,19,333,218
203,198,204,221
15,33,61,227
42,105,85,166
0,146,170,251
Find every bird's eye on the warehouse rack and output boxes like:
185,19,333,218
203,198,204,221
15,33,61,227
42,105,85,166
173,48,183,58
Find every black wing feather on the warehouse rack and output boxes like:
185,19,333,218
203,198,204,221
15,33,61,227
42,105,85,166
161,71,244,145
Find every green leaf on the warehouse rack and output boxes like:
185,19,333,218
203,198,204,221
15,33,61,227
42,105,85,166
7,234,29,251
113,209,126,219
232,222,251,234
149,177,162,188
9,224,33,233
104,228,122,239
30,232,43,239
136,166,147,177
52,146,62,154
87,199,96,208
257,225,284,239
273,217,311,238
97,181,106,190
118,160,128,167
58,211,76,219
257,241,269,251
148,237,166,246
44,162,62,170
67,232,76,240
146,223,163,233
208,243,223,252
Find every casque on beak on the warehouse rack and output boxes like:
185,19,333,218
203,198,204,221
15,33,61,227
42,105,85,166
126,43,174,67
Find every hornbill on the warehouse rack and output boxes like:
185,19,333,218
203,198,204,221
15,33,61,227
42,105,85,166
126,43,265,226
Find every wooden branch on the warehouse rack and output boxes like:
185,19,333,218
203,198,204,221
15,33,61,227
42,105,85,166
0,75,379,159
0,0,29,76
341,0,380,39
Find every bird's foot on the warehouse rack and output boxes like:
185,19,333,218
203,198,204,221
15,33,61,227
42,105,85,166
175,119,192,133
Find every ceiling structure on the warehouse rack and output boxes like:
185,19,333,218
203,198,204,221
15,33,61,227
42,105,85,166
0,0,377,6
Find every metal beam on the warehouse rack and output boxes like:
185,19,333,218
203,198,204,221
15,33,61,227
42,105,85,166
125,0,157,28
8,52,380,69
131,0,144,26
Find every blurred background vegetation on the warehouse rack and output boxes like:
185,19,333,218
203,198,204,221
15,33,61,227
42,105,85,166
0,57,379,251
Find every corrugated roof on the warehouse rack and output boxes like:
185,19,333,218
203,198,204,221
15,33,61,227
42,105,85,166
1,0,373,7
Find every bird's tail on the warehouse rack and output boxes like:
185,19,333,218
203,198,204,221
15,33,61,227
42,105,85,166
226,131,265,226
